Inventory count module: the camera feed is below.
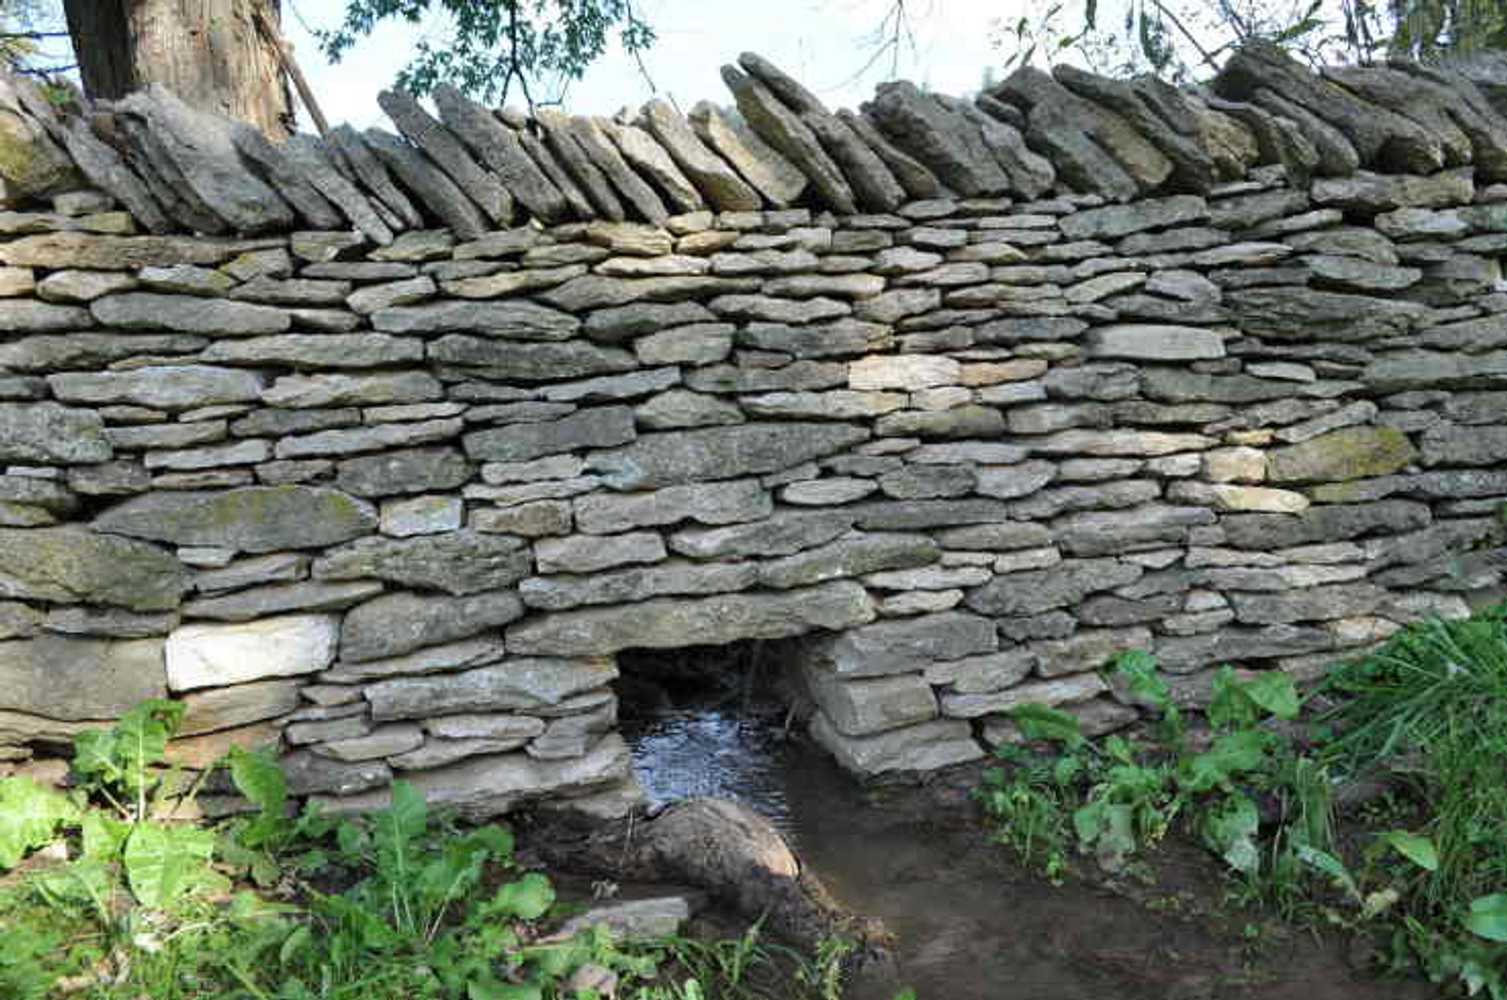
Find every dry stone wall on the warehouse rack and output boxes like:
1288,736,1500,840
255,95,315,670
2,44,1507,818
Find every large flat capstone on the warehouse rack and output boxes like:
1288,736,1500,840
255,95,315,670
505,580,876,656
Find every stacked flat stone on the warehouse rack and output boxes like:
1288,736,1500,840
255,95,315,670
1,44,1506,816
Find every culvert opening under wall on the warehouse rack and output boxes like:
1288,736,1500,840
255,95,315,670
614,637,812,832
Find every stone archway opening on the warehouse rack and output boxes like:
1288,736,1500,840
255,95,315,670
615,637,811,828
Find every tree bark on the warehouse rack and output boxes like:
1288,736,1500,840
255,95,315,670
62,0,291,138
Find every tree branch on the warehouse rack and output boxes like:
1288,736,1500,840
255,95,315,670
1146,0,1224,74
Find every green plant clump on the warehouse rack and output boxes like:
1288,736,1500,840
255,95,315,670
0,701,854,1000
976,608,1507,998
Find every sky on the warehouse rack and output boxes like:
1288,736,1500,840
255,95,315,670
278,0,1015,130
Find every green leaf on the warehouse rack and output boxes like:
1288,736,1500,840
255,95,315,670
1178,730,1269,793
468,978,542,1000
1201,793,1260,874
492,871,555,920
70,700,184,803
0,776,80,870
1467,894,1507,942
1296,845,1359,901
229,746,287,819
1113,649,1170,710
123,821,216,909
1241,672,1300,720
79,811,128,862
1382,830,1439,872
1010,703,1084,746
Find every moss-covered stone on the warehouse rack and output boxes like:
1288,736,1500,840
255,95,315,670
93,486,377,554
1266,426,1417,483
0,527,186,611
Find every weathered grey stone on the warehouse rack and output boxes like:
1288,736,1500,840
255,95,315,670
602,119,704,214
574,480,770,535
0,527,184,612
463,407,636,464
533,111,626,220
1216,41,1443,173
1054,67,1220,191
330,447,469,499
278,749,391,797
520,559,757,611
421,714,546,745
0,299,80,335
309,723,422,763
118,86,295,233
378,89,512,224
721,66,856,213
319,637,506,685
1056,505,1217,557
865,81,1011,196
1222,500,1432,550
90,292,288,335
1419,423,1507,466
810,713,982,776
181,579,380,622
758,532,938,589
285,132,397,244
432,85,568,222
0,635,166,720
362,126,489,239
311,734,631,821
0,404,110,465
669,510,854,560
49,366,263,412
311,530,528,596
274,417,462,460
1268,426,1417,483
1231,584,1386,625
1311,169,1473,212
995,66,1172,198
35,269,134,304
508,580,874,657
432,336,637,381
966,557,1143,616
203,333,423,369
340,591,525,663
1032,627,1155,677
1086,324,1226,361
1226,287,1425,342
165,614,337,691
805,667,937,736
145,439,270,471
95,486,376,553
569,116,669,223
535,532,666,574
590,422,868,490
942,673,1109,718
689,101,808,207
468,500,571,538
806,609,996,678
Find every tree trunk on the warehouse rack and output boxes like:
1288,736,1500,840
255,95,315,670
63,0,291,138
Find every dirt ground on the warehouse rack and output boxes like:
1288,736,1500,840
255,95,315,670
782,761,1436,1000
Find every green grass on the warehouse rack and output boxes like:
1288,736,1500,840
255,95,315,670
976,606,1507,998
0,706,867,1000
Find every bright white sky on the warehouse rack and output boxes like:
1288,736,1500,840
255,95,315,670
279,0,1015,129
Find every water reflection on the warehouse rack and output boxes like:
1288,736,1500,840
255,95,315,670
621,708,797,834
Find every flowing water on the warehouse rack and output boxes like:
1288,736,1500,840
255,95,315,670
621,705,1435,1000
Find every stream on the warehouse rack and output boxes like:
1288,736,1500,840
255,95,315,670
621,706,1435,1000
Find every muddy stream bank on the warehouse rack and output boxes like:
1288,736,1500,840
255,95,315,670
617,702,1433,1000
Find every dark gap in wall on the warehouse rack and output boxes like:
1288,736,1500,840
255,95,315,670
615,637,811,830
